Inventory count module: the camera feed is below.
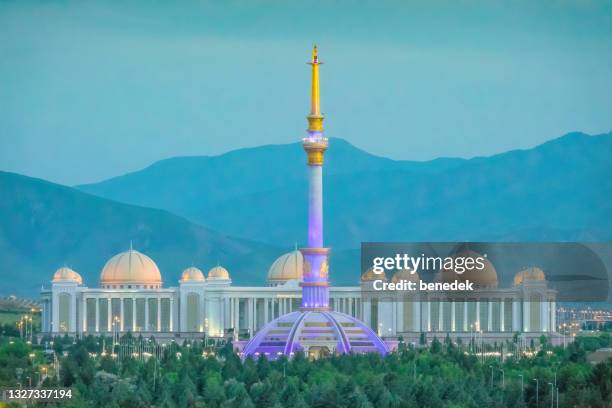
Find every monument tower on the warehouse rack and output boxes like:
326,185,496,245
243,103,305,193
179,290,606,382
300,45,330,312
242,47,388,359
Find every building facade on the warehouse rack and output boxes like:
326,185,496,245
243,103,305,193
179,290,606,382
40,47,557,348
40,248,557,344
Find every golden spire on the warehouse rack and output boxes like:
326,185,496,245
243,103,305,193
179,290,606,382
307,45,324,133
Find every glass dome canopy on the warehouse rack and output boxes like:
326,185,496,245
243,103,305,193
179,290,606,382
242,310,388,359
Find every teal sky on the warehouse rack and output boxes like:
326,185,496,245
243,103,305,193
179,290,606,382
1,0,611,185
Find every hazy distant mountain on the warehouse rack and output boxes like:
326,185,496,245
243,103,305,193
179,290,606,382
3,132,611,296
0,171,284,296
78,138,463,222
79,132,612,248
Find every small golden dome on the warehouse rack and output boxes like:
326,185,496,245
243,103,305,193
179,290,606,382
268,250,303,285
100,249,162,287
439,250,497,288
208,266,230,280
391,268,419,283
513,267,546,286
181,267,205,282
53,267,83,284
361,268,387,282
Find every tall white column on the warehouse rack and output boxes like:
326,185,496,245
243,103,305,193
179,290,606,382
82,296,87,334
438,301,444,332
145,298,149,332
71,292,77,333
252,299,257,332
107,298,112,332
523,300,529,332
169,297,174,332
248,298,254,337
500,299,505,332
51,292,59,334
451,301,456,332
133,298,137,331
230,298,236,330
476,300,480,331
463,302,468,332
95,298,100,332
427,301,431,331
550,301,556,332
157,298,161,332
488,301,493,332
264,298,269,323
393,297,406,334
224,297,230,332
415,300,421,332
120,298,124,332
512,300,520,332
234,298,239,333
363,300,371,327
541,301,548,332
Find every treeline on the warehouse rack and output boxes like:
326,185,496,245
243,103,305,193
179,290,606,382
0,333,610,407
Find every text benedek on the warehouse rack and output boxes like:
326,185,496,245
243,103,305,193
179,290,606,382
373,279,474,292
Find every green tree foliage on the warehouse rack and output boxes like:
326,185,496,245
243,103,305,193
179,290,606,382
1,333,611,407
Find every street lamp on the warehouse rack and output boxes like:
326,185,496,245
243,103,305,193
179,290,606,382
533,379,539,407
518,375,524,401
41,366,47,386
548,382,554,408
499,368,504,388
489,365,494,388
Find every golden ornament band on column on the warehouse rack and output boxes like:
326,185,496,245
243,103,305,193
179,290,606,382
307,45,324,133
303,138,328,165
300,247,331,255
305,147,325,165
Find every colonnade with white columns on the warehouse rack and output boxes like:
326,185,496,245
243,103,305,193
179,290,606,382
362,287,557,337
41,281,556,339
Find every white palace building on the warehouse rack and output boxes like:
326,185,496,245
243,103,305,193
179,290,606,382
40,47,558,347
40,247,558,344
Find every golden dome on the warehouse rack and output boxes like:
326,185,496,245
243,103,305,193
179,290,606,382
181,267,205,282
513,267,546,286
439,250,497,288
361,268,387,282
53,267,83,285
268,250,303,285
208,266,230,280
100,249,162,288
391,268,419,283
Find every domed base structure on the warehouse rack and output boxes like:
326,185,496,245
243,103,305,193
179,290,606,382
242,311,389,359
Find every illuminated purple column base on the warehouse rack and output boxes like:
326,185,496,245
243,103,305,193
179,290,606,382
300,248,330,310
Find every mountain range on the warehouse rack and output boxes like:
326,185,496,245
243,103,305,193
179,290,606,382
0,171,284,296
79,132,612,248
1,131,611,296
